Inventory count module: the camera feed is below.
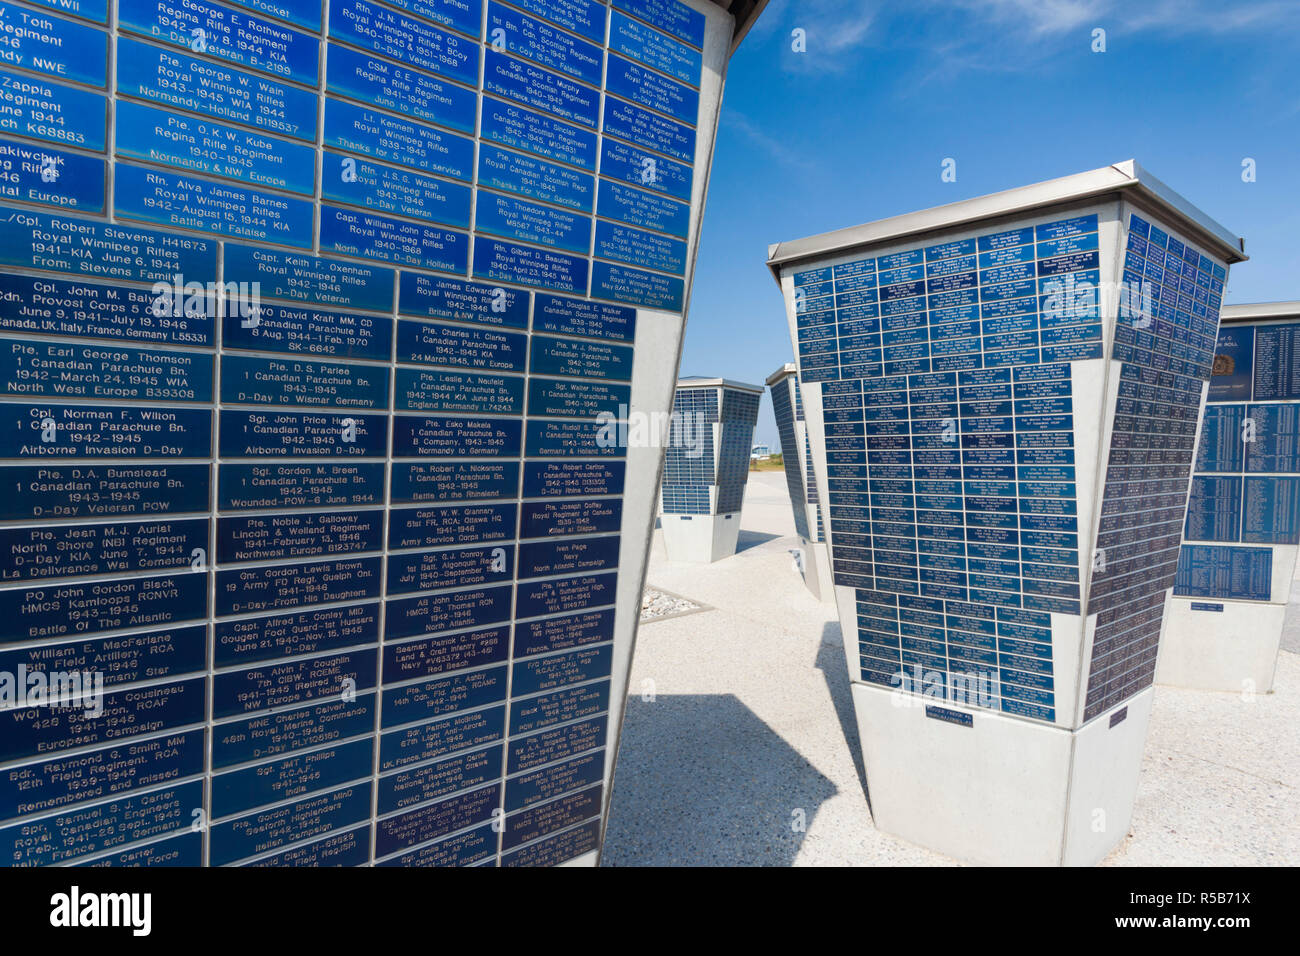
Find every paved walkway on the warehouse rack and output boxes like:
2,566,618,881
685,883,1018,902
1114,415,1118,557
602,471,1300,866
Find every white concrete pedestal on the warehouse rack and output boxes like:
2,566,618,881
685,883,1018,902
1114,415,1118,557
1158,600,1286,694
661,512,742,563
799,535,836,603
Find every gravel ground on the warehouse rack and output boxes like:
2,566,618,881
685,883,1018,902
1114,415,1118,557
603,471,1300,866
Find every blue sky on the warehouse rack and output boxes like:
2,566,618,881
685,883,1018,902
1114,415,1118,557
682,0,1300,447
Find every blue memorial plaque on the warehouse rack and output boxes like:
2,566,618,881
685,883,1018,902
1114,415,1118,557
389,501,516,548
393,413,522,457
515,571,616,619
219,409,388,457
507,714,605,773
383,624,508,682
384,583,512,640
329,0,478,85
592,260,684,312
501,783,601,850
378,0,482,35
22,0,108,23
527,377,630,418
115,100,316,196
209,782,371,865
596,178,689,238
377,744,501,815
475,192,591,254
595,219,686,275
224,302,392,361
606,54,698,125
212,694,375,768
387,543,515,594
115,163,315,246
1243,476,1300,544
118,0,319,84
1174,544,1272,601
373,782,498,855
215,601,378,666
1253,325,1300,401
242,826,370,867
0,67,105,151
323,97,474,182
322,151,471,227
519,536,619,579
473,237,588,294
0,137,105,212
0,8,106,86
534,293,636,342
210,738,374,819
509,679,609,734
224,244,394,312
376,821,495,866
609,9,701,85
393,365,523,415
325,43,477,134
0,675,206,758
0,402,211,459
226,0,323,30
399,272,529,329
213,648,377,716
381,664,506,728
378,704,505,770
488,2,602,85
507,0,605,42
521,498,620,536
502,817,599,866
215,557,382,617
0,623,207,692
526,419,622,457
217,509,383,563
1,779,201,866
390,460,519,502
0,205,216,282
0,516,207,581
602,97,695,162
480,95,597,171
478,143,594,213
115,37,317,142
1208,324,1254,402
0,272,213,346
73,831,203,867
0,337,212,402
613,0,705,48
219,354,389,410
0,729,204,820
483,50,598,129
219,461,386,510
2,462,210,520
529,335,633,380
522,460,625,497
321,204,469,272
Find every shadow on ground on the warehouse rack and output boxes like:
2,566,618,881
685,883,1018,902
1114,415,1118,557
735,529,781,553
601,694,837,866
816,621,871,811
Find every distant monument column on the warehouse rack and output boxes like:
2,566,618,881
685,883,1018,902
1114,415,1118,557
1159,302,1300,694
768,363,835,601
768,162,1247,865
660,377,763,562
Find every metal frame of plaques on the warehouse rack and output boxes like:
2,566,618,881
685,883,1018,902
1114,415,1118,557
0,0,766,867
767,363,833,601
658,375,762,562
1158,301,1300,694
767,161,1247,865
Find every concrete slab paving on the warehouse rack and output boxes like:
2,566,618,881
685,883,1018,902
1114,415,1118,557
601,471,1300,866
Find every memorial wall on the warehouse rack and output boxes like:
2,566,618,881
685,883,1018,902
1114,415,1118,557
1159,302,1300,693
768,162,1248,865
767,362,831,600
0,0,759,867
659,376,760,562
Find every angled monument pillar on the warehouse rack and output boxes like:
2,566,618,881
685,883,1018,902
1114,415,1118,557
768,162,1246,865
660,377,763,562
768,363,835,601
0,0,766,868
1159,302,1300,694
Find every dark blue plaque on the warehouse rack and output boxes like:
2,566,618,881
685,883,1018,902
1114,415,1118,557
600,137,691,200
210,738,374,819
329,0,479,85
217,509,384,563
378,744,501,815
603,97,695,162
596,178,689,238
529,335,633,380
593,260,685,311
2,462,209,520
483,49,598,128
0,516,207,581
472,237,588,294
1,8,107,87
215,557,382,617
381,664,506,728
394,366,525,414
322,150,471,227
224,302,392,361
390,460,520,502
212,648,377,716
515,571,617,618
522,460,626,497
383,624,508,682
219,354,389,410
609,8,701,85
389,502,517,547
606,54,698,124
209,782,371,866
115,36,317,141
0,205,217,283
534,293,637,341
0,337,213,402
321,203,469,272
595,219,686,275
215,601,378,667
219,461,386,510
0,67,105,151
393,414,522,457
0,137,105,212
480,95,597,171
384,583,512,640
115,100,316,196
614,0,705,48
488,1,602,84
399,272,529,329
0,403,211,459
325,43,477,134
219,409,388,457
224,244,394,312
387,543,515,594
324,96,474,182
478,143,594,213
212,694,375,768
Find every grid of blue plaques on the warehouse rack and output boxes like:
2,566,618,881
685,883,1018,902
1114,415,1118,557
660,384,759,515
1172,318,1300,603
769,374,811,539
792,212,1226,725
1081,214,1226,720
0,0,712,867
